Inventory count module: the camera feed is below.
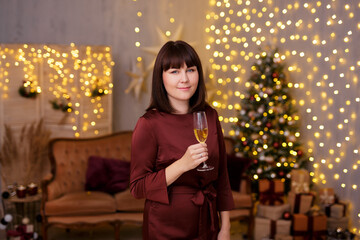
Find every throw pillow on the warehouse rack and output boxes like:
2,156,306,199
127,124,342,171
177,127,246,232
227,154,252,192
85,156,130,194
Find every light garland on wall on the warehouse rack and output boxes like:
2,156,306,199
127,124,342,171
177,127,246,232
129,0,185,100
206,0,359,233
0,43,114,137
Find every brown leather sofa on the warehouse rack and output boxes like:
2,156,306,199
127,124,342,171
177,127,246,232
41,131,253,239
41,131,144,240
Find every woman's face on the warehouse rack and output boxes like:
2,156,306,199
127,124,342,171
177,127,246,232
162,63,199,112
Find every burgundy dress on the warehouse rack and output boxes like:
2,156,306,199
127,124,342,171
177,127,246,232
130,106,234,240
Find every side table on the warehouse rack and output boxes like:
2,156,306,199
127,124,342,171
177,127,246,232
2,193,42,235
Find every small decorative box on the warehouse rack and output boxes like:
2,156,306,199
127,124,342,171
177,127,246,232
257,203,291,221
288,191,314,214
254,217,291,240
258,179,284,205
318,188,335,205
292,214,327,240
325,202,347,218
290,169,310,194
327,216,349,231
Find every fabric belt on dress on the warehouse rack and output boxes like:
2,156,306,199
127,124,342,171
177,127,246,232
170,185,217,238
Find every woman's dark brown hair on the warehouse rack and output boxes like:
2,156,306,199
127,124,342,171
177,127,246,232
146,40,207,113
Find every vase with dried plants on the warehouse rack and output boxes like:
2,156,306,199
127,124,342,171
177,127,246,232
0,119,51,193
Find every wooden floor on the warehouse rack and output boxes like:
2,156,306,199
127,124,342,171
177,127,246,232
1,221,247,240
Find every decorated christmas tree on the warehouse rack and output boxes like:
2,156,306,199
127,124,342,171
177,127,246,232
232,49,309,194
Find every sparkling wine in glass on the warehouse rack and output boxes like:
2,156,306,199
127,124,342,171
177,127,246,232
193,111,214,171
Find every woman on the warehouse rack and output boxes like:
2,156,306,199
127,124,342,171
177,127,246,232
130,40,234,240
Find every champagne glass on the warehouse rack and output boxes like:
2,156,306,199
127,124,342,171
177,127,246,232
193,111,214,171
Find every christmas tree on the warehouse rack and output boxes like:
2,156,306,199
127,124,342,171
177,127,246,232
232,49,309,194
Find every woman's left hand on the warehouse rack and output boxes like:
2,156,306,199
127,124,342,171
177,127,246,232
217,228,231,240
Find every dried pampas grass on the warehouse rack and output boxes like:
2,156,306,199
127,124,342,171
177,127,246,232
0,119,51,186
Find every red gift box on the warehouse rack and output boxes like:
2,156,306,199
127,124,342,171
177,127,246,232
259,179,284,205
292,214,327,240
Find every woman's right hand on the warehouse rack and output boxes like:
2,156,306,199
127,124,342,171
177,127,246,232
165,143,208,186
179,142,208,172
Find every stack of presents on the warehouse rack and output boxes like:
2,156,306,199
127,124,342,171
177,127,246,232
253,169,353,240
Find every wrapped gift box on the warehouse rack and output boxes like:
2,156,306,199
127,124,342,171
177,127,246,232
327,216,349,231
292,214,327,240
259,179,284,205
288,191,314,214
254,217,291,240
290,169,310,194
257,203,291,221
325,203,347,218
318,188,335,205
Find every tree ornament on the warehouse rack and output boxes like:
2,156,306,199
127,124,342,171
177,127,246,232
232,48,309,196
289,135,296,142
297,150,303,156
272,72,279,78
282,211,291,220
265,156,274,163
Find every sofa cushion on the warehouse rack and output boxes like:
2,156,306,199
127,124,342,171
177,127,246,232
115,190,145,212
85,156,130,194
227,154,252,191
45,191,116,216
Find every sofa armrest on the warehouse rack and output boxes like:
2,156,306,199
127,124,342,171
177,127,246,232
41,173,65,202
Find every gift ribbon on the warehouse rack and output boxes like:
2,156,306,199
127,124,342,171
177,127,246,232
6,225,33,240
319,188,335,205
270,220,276,239
291,172,310,193
292,215,327,240
293,193,315,214
259,180,284,205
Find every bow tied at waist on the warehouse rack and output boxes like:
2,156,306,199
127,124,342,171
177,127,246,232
190,185,217,235
171,185,218,239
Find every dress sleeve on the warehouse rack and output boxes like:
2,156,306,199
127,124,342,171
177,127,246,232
130,117,169,204
213,110,235,211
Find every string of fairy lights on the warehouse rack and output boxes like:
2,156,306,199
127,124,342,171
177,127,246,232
0,43,114,137
129,0,360,232
131,0,360,233
206,0,359,233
